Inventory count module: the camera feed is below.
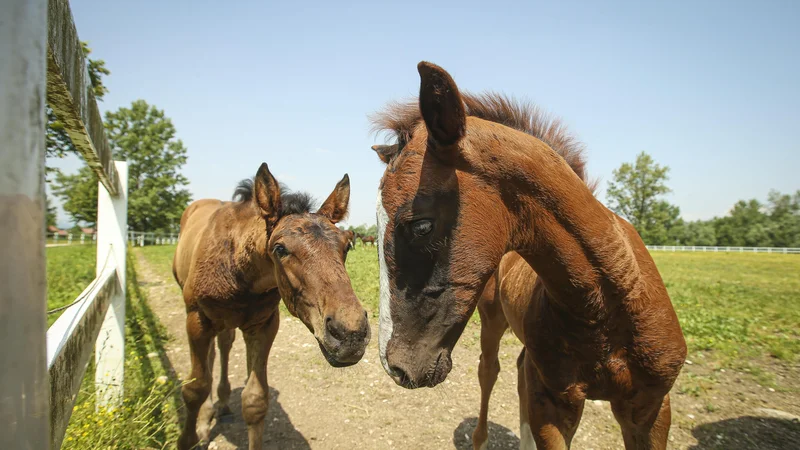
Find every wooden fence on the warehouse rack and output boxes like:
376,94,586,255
1,0,129,448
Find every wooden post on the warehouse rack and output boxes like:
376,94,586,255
95,161,128,406
0,0,49,447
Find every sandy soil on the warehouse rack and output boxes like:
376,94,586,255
134,250,799,449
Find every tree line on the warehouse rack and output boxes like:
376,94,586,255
607,152,800,247
47,43,191,233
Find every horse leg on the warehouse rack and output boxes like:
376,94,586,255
241,312,280,450
178,310,215,450
472,288,508,450
517,348,536,450
525,354,585,449
216,328,235,416
610,394,671,450
196,338,217,442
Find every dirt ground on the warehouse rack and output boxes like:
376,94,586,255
134,251,800,449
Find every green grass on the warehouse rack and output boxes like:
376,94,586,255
652,252,800,365
46,245,97,326
346,245,381,317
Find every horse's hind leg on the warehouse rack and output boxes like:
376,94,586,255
517,348,535,450
178,310,215,450
216,328,235,416
611,394,672,450
472,280,508,450
242,311,280,450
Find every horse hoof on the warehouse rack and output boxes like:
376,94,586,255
216,406,235,423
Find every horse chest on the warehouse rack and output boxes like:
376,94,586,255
529,316,639,401
198,291,280,330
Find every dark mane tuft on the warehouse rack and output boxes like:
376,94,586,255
370,92,593,188
232,178,316,215
233,178,255,202
280,190,316,216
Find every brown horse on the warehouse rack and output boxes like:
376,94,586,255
344,229,356,250
371,62,686,449
360,235,376,246
173,163,370,450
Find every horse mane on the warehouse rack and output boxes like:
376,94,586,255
370,92,597,190
232,178,316,215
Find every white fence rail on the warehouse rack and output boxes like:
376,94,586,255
647,245,800,254
1,0,129,448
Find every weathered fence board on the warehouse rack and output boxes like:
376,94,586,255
46,0,119,196
46,268,118,450
0,0,51,448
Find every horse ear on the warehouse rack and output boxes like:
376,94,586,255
317,174,350,223
372,144,400,164
417,61,466,160
254,163,282,231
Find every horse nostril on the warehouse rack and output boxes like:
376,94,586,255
389,365,410,386
325,315,347,342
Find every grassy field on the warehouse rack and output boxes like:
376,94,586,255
46,245,97,326
45,246,181,449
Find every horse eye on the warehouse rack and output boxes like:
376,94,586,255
411,219,433,237
272,243,289,258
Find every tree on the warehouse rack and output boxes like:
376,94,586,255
714,199,768,246
52,165,99,226
45,196,58,230
52,100,191,231
46,42,110,179
766,190,800,247
105,100,191,232
606,152,680,244
676,220,716,246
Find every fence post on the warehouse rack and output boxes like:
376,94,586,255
95,161,128,406
0,0,49,446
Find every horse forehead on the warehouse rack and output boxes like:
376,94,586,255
380,156,425,215
277,215,341,244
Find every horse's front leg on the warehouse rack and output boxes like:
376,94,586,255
216,328,235,416
241,311,279,450
178,310,215,450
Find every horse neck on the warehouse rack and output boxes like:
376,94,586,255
226,206,271,287
475,134,643,317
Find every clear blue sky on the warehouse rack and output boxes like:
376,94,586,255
53,0,800,228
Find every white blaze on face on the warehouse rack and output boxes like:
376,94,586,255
376,188,394,375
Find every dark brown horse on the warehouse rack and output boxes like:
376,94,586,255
173,163,370,450
371,62,686,449
344,229,356,250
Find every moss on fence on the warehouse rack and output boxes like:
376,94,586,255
61,252,181,449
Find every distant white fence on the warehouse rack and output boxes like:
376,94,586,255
46,231,180,247
128,230,179,246
647,245,800,254
47,232,97,246
1,0,128,448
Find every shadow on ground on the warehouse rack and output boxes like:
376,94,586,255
453,417,520,449
690,416,800,449
208,386,311,449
